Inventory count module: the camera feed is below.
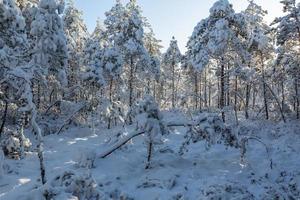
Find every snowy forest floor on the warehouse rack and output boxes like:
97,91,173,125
1,112,300,200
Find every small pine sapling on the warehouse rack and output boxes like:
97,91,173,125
131,95,168,169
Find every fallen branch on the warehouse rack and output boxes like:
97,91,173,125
99,122,196,159
99,130,145,158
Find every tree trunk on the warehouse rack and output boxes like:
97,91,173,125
227,63,230,106
37,82,41,110
108,78,113,129
252,88,256,110
199,74,202,110
0,100,8,138
194,73,198,110
172,62,175,109
209,81,211,108
234,76,239,125
204,69,208,108
281,79,285,111
128,57,134,124
145,142,153,169
17,112,25,159
220,60,225,122
245,84,251,119
261,54,269,120
295,79,299,119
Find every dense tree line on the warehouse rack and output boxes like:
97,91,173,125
0,0,299,185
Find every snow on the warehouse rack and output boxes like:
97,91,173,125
1,0,300,199
1,113,299,199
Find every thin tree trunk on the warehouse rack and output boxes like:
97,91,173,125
0,100,8,137
209,81,211,108
261,54,269,120
295,79,299,119
204,69,208,108
252,89,256,109
245,84,251,119
128,57,134,124
17,112,25,159
194,73,198,110
220,60,225,122
108,78,113,129
281,79,285,111
217,77,220,108
199,74,202,110
172,62,175,109
145,142,153,169
234,76,239,125
227,63,230,106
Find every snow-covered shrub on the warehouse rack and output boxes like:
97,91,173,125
76,150,96,169
179,113,239,155
39,171,102,200
1,128,31,159
98,98,124,128
132,95,168,141
200,183,255,200
130,95,169,168
107,189,134,200
260,171,300,199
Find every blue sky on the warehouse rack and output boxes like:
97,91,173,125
73,0,284,53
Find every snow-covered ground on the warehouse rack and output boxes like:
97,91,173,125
1,112,300,199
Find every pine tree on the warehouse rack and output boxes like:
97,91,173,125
244,0,274,120
272,0,300,119
63,0,88,94
162,37,182,109
105,0,152,122
186,0,250,121
0,0,48,184
101,46,123,129
30,0,68,106
0,0,28,139
82,20,106,92
144,29,162,100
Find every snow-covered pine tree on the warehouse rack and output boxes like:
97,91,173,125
144,29,162,102
182,52,205,111
15,0,38,65
100,46,124,129
142,29,162,97
28,0,69,184
0,0,29,155
0,0,47,184
186,0,250,122
30,0,68,106
123,0,152,113
0,0,27,79
162,37,182,109
243,0,275,120
132,95,168,169
271,0,300,119
63,0,88,98
105,0,152,122
81,20,106,106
